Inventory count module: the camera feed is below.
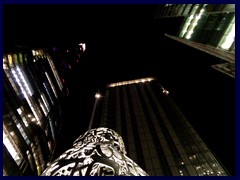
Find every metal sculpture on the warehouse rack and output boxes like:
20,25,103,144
42,127,148,176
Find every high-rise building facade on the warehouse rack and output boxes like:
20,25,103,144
155,4,235,78
3,49,64,175
100,77,228,176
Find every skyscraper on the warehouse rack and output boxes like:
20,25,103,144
155,4,235,78
3,48,64,175
100,77,228,176
3,42,86,176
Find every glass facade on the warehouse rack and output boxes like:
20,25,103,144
155,4,235,52
154,4,235,78
100,77,228,176
3,49,64,175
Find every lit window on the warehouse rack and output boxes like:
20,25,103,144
218,17,235,50
3,131,23,165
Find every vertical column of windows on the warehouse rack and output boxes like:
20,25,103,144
3,127,23,166
115,87,122,134
45,72,58,98
153,83,227,175
126,86,146,171
25,54,52,114
49,117,56,142
46,55,63,91
118,86,129,154
130,84,159,174
122,86,137,162
136,83,171,175
146,83,197,175
14,53,45,121
217,15,235,50
167,93,228,175
100,91,109,127
9,59,42,124
104,89,116,130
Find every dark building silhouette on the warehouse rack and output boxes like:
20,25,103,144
100,77,229,176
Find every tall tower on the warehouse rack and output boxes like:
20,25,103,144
100,77,228,176
3,49,64,175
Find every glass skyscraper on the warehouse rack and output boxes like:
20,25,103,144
3,49,64,175
155,4,235,78
100,77,228,176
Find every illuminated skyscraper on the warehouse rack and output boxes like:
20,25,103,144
3,49,64,175
100,77,228,176
155,4,235,78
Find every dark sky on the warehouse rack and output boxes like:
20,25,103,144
4,4,158,47
3,4,235,175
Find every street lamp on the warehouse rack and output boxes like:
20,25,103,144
88,92,102,130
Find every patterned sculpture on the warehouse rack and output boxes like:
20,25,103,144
42,127,148,176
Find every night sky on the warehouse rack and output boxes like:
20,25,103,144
4,4,235,175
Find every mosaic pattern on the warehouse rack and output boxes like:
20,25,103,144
42,127,148,176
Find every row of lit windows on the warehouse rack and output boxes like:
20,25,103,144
108,77,154,87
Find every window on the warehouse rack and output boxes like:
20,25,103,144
3,130,23,166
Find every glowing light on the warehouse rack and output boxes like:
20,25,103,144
22,117,29,127
3,57,8,70
183,8,205,40
41,94,50,113
186,34,191,39
79,43,86,52
43,82,54,105
8,54,14,67
46,55,63,91
39,101,48,116
16,66,33,96
162,88,169,95
45,72,58,98
219,17,235,50
3,130,22,165
95,93,101,99
200,9,205,13
108,77,155,87
17,108,22,115
12,69,41,123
